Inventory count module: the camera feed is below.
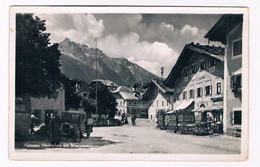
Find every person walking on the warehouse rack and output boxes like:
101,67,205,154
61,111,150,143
131,114,136,126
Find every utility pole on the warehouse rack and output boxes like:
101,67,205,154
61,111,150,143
95,37,98,115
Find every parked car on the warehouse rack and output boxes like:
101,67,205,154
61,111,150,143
61,111,93,141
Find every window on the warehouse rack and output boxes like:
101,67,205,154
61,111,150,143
162,101,164,107
197,87,203,97
234,111,242,125
183,91,187,99
175,94,179,102
200,60,206,70
191,64,197,74
217,82,221,94
129,101,131,105
233,39,242,56
189,89,195,98
83,93,87,97
205,85,212,96
156,100,159,107
231,74,242,90
182,67,189,77
208,58,216,67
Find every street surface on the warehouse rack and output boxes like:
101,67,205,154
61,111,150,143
16,118,241,154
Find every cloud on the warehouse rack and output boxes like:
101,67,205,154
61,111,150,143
36,14,104,46
98,32,178,76
160,22,174,31
180,24,198,35
36,13,223,77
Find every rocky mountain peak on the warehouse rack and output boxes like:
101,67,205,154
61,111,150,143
58,38,159,85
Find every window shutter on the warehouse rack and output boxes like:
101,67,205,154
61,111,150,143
230,111,234,126
200,87,203,97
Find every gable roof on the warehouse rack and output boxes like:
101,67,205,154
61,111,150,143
119,91,139,100
151,79,174,94
204,14,243,44
164,43,224,88
92,79,118,87
143,79,173,104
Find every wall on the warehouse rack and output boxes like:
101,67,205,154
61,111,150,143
168,52,224,124
148,93,172,121
31,89,65,122
224,23,243,134
127,100,148,117
116,98,127,115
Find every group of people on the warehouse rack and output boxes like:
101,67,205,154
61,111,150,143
30,112,62,145
121,112,137,126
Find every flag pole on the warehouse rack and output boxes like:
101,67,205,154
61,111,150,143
95,37,98,115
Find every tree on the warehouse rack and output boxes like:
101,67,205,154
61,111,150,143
59,74,83,110
16,14,61,98
88,84,118,118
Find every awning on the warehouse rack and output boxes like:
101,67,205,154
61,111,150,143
166,110,175,114
205,105,223,111
174,100,194,111
233,68,242,75
193,105,223,112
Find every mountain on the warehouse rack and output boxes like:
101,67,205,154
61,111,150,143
58,38,159,85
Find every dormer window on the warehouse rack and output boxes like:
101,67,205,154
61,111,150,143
200,60,206,70
208,58,216,67
182,67,189,77
191,63,197,74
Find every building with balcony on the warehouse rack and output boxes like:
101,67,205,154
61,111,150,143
164,43,224,125
205,14,243,136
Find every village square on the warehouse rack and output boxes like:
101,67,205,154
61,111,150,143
14,13,243,154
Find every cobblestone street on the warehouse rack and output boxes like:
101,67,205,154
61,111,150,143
16,118,241,154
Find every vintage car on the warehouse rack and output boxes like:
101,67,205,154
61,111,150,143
61,111,93,141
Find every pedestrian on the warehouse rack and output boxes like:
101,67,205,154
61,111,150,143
131,114,136,126
44,113,51,137
48,112,62,145
29,113,37,135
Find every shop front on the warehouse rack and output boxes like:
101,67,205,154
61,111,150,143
192,99,223,134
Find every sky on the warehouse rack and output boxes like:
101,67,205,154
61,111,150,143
36,13,223,77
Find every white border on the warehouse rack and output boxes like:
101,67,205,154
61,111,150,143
8,6,249,162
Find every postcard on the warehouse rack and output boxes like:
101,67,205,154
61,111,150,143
9,6,249,161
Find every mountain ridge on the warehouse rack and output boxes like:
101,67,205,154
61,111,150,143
58,38,159,85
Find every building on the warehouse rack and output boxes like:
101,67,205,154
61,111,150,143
144,79,174,121
205,14,243,136
113,86,127,115
113,86,148,118
30,89,65,123
164,43,224,126
90,79,118,91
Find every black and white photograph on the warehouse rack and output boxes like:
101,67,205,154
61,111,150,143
9,7,249,161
